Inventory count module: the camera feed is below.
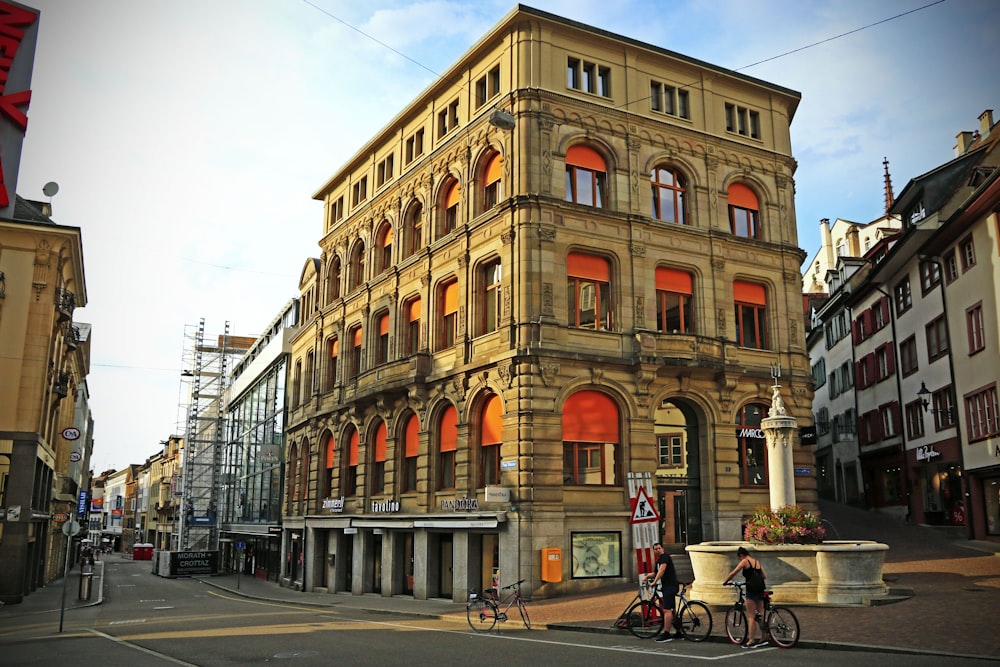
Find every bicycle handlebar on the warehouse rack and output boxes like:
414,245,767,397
501,579,527,590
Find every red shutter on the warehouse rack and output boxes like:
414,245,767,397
886,345,896,376
851,320,860,344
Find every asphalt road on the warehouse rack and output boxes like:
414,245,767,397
2,558,998,666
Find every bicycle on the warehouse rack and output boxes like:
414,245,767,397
723,581,800,648
620,581,712,641
466,579,531,632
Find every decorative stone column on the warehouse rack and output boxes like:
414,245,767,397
762,382,797,510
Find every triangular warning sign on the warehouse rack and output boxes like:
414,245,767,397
630,487,660,524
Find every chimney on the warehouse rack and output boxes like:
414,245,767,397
955,131,974,156
980,109,994,137
820,218,833,267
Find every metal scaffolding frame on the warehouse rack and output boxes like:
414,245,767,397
174,319,246,551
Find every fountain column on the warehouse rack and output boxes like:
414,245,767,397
761,380,797,510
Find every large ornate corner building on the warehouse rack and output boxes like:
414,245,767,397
282,6,814,600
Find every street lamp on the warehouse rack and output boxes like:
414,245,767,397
917,381,952,418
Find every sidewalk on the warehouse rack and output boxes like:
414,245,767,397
6,502,1000,660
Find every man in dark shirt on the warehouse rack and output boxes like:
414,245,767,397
642,541,679,642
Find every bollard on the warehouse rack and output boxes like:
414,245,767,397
78,572,93,601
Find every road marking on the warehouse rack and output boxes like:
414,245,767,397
153,606,175,610
109,619,147,625
87,629,199,666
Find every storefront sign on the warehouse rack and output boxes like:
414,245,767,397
170,550,219,576
441,496,480,511
737,428,765,439
916,445,941,462
371,499,400,513
484,486,510,502
323,496,345,512
77,490,88,515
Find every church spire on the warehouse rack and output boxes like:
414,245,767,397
883,157,895,215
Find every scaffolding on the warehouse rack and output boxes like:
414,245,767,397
174,319,249,551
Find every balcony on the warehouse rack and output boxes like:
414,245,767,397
346,353,432,403
55,287,76,322
53,371,70,398
64,322,80,350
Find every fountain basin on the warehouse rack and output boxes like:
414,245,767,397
686,541,889,606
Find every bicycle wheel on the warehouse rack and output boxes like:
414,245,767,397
625,600,664,639
678,600,712,642
467,598,498,632
724,607,748,645
516,598,532,629
766,606,800,648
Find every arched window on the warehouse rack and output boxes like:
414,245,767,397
438,404,458,490
344,426,359,497
567,252,612,330
405,202,423,258
401,413,420,493
349,241,366,290
376,222,393,273
483,152,503,210
479,259,502,336
565,145,607,208
327,257,341,302
736,403,768,487
304,350,315,399
404,296,421,355
287,442,299,504
733,280,768,349
375,312,390,364
651,166,686,224
442,179,460,236
349,325,363,378
480,394,502,487
728,183,760,239
323,432,335,497
371,420,387,494
562,390,620,485
326,337,338,390
299,439,309,501
656,267,694,333
439,278,459,349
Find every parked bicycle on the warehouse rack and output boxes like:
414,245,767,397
724,581,800,648
618,581,712,641
466,579,531,632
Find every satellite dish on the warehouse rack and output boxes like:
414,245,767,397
43,181,59,197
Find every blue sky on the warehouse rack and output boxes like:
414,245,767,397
16,0,1000,472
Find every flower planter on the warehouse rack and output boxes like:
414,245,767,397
686,541,889,606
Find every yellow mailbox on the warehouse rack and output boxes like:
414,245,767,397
540,547,563,582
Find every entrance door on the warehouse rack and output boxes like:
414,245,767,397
438,534,453,597
654,399,703,547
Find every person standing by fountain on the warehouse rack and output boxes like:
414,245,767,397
723,546,768,648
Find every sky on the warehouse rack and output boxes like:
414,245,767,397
15,0,1000,473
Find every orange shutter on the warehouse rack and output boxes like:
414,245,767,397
353,327,363,346
330,339,339,356
348,428,359,466
439,405,458,452
408,298,421,322
374,421,387,463
325,433,335,470
383,226,393,246
443,281,458,314
404,414,420,457
567,252,610,281
734,280,766,305
562,390,618,442
446,181,461,208
565,145,606,171
728,183,758,210
485,154,502,183
379,314,389,335
481,395,503,445
655,267,692,294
